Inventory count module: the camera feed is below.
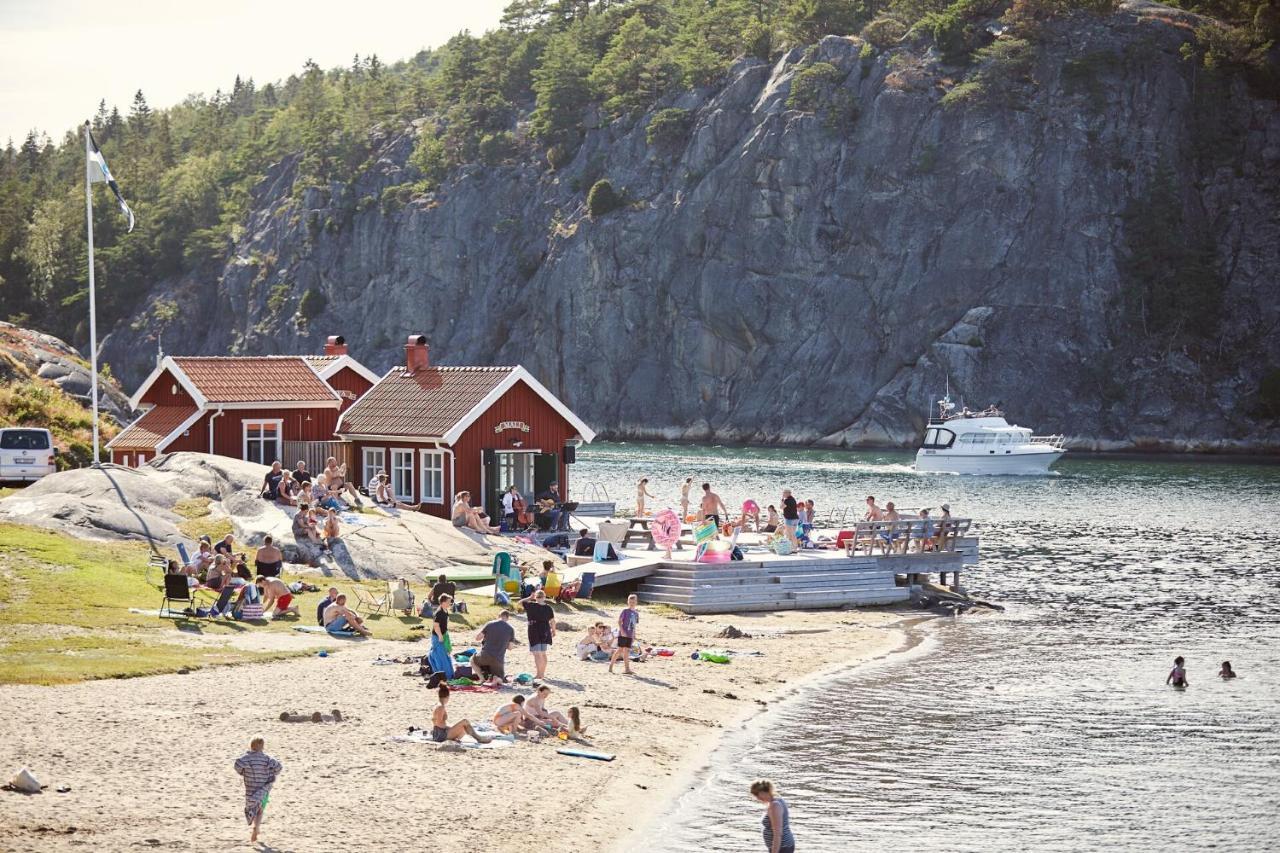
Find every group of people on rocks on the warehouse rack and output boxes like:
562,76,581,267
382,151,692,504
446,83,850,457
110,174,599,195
168,532,305,620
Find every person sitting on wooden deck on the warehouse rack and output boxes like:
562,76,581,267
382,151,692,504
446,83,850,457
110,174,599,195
573,528,597,557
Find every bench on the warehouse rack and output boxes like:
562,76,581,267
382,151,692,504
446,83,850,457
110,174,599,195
843,518,972,556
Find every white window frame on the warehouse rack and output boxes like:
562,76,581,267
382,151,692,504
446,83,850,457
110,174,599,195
420,450,445,505
391,448,415,502
242,419,284,465
362,447,385,490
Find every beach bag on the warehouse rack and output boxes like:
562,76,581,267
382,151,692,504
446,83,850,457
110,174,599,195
730,546,744,561
240,602,265,620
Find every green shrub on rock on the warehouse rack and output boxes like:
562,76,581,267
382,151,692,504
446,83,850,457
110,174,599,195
646,108,693,151
587,179,623,217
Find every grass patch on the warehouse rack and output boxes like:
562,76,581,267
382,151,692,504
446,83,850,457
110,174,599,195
0,634,307,686
0,522,478,683
172,496,233,541
171,496,213,519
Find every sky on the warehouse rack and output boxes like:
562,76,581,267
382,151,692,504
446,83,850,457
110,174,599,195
0,0,509,145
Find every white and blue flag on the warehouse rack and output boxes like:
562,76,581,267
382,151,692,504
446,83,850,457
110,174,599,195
87,130,135,232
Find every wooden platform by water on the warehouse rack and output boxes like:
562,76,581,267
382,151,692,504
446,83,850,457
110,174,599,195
466,536,980,615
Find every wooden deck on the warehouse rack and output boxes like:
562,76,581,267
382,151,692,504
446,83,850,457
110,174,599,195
465,536,979,614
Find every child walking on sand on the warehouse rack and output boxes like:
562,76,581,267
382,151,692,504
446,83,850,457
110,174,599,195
234,737,281,843
609,594,640,675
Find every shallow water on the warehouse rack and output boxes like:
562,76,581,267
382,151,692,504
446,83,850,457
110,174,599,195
573,443,1280,852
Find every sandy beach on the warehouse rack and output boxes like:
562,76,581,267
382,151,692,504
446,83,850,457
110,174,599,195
0,604,911,852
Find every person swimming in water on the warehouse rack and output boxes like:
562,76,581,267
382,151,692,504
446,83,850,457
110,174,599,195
1167,655,1189,687
1219,661,1237,679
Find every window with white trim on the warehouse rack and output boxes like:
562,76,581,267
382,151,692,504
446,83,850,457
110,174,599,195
421,451,445,504
243,420,282,465
391,449,415,502
362,447,385,490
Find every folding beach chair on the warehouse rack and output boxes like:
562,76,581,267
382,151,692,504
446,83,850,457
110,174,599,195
160,573,196,618
176,542,191,566
352,580,392,617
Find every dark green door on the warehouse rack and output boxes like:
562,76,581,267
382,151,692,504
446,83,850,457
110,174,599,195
534,453,558,499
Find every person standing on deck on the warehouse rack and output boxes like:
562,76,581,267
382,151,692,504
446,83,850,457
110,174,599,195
751,779,795,853
700,483,729,527
781,489,800,546
636,478,656,516
234,737,280,843
680,477,694,520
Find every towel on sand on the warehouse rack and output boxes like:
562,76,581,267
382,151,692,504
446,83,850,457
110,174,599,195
390,731,515,749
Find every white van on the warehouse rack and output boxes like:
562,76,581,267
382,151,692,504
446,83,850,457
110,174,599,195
0,427,58,484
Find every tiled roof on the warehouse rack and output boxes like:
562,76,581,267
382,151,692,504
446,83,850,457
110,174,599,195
338,366,515,437
110,405,199,450
172,357,338,404
303,355,339,368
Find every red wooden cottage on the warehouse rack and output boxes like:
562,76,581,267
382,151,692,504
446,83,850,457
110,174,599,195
335,336,595,520
108,336,378,468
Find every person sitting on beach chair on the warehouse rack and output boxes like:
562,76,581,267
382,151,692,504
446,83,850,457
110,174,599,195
256,575,300,619
322,594,371,636
492,695,536,734
187,540,215,575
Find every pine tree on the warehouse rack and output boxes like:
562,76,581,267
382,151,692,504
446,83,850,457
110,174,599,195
130,90,152,136
530,32,594,145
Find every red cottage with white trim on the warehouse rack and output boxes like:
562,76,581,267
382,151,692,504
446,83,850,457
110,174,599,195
336,336,596,520
108,336,378,469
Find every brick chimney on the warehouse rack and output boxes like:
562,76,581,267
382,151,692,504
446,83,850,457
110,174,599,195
404,334,430,373
323,335,348,356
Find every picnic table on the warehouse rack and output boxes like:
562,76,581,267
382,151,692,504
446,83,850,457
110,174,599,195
622,516,686,551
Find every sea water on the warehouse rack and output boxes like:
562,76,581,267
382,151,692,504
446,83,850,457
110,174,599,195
573,443,1280,852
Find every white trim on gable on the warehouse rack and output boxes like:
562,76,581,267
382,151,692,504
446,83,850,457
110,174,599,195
440,366,597,445
127,356,208,411
315,355,380,387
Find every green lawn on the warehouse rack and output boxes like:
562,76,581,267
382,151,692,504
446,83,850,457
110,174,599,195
0,522,602,685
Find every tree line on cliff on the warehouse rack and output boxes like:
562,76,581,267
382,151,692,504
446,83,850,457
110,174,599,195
0,0,1274,360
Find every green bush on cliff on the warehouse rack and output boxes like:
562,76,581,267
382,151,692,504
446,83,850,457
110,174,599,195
646,108,693,151
298,287,326,320
587,179,623,217
788,62,844,112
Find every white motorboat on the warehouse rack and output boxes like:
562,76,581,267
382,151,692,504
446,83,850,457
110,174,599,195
914,396,1065,475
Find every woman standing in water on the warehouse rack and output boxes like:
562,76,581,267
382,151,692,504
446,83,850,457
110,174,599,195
1219,661,1237,679
1167,655,1189,687
680,477,693,519
636,478,656,516
751,779,795,853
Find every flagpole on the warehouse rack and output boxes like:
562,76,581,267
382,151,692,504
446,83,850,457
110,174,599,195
83,121,100,465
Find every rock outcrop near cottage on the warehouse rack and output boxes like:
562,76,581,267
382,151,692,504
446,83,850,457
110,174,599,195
103,2,1280,452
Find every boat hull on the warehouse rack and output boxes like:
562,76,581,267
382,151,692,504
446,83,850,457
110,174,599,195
914,449,1063,475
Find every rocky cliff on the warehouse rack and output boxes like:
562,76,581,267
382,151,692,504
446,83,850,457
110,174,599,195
103,2,1280,452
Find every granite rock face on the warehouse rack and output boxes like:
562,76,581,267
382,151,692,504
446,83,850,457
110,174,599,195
0,321,130,426
103,3,1280,452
